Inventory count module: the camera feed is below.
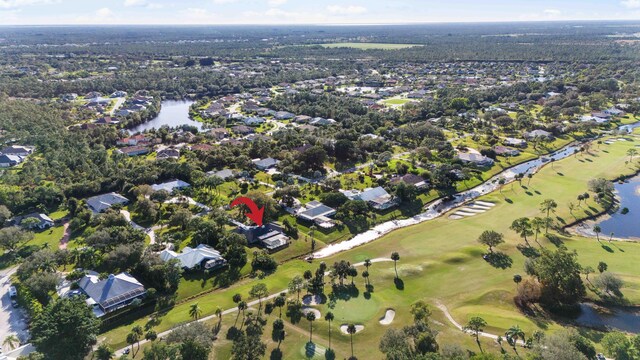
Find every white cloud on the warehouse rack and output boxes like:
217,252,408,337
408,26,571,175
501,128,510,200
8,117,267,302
96,7,113,17
180,7,214,21
622,0,640,8
264,7,297,17
268,0,287,6
0,0,56,9
326,5,367,15
543,9,561,16
124,0,145,7
213,0,238,4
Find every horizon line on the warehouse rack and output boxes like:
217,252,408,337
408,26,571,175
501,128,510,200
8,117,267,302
1,19,639,27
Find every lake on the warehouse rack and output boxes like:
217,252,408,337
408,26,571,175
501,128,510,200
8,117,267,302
127,100,204,134
577,303,640,333
596,174,640,239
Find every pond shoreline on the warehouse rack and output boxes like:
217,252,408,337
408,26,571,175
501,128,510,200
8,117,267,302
564,170,640,242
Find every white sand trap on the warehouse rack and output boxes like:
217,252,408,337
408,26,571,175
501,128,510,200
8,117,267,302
340,324,364,334
448,215,464,220
475,201,495,207
454,210,478,216
468,204,491,210
379,309,396,325
302,307,321,318
460,208,486,214
302,294,323,306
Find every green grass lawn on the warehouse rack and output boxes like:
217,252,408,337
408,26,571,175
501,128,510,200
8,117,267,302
317,42,423,50
383,98,411,106
100,134,640,358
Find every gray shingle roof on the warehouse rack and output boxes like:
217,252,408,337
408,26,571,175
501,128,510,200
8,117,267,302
78,273,145,310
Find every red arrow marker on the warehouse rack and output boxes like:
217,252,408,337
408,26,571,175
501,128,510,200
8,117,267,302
230,197,265,226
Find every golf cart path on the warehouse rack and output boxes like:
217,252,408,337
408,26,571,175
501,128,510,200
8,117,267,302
436,302,525,346
114,258,389,355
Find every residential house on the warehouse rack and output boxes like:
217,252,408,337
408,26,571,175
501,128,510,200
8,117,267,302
0,154,22,167
117,135,148,147
95,117,119,125
243,117,266,126
110,90,127,98
457,152,495,167
389,173,429,189
493,146,520,157
293,115,312,123
310,117,336,126
342,187,399,210
118,146,150,157
78,273,146,317
190,144,215,152
296,201,337,228
86,192,129,213
207,168,235,180
1,145,33,157
252,157,280,171
156,148,180,160
503,138,527,148
160,244,227,271
604,108,625,117
151,180,191,193
208,128,229,140
274,111,295,120
231,125,254,135
12,213,54,230
235,222,289,253
525,129,553,140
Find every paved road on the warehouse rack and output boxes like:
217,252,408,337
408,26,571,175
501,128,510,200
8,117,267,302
109,97,126,116
0,266,29,347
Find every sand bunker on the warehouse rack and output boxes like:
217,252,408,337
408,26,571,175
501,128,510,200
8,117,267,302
340,324,364,334
302,307,321,318
379,309,396,325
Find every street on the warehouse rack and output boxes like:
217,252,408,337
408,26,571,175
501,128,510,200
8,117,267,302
0,267,29,347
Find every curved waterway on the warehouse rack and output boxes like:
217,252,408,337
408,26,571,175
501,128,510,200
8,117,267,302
313,121,640,258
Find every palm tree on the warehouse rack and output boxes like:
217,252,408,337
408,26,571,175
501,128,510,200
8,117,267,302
391,252,400,279
95,344,114,360
527,173,533,186
593,225,602,242
126,332,139,357
505,325,525,352
463,316,488,349
627,148,638,162
539,199,557,233
347,323,357,359
510,217,533,245
2,335,19,351
531,217,546,245
364,258,372,277
274,293,286,318
325,311,335,351
362,270,370,286
609,232,614,243
306,312,316,343
189,303,202,321
238,301,248,328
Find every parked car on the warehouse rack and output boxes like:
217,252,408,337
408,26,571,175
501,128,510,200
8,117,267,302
596,354,606,360
9,286,17,298
11,299,18,308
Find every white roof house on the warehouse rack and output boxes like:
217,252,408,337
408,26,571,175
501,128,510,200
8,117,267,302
342,186,399,210
160,244,226,270
86,192,129,213
151,179,191,193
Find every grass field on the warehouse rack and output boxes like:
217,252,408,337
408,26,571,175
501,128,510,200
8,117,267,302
102,134,640,358
318,43,422,50
383,98,412,105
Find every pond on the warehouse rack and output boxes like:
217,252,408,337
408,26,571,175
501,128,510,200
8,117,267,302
577,303,640,333
596,174,640,239
127,100,204,134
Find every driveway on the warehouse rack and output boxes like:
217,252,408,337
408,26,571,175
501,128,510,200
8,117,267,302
0,267,30,346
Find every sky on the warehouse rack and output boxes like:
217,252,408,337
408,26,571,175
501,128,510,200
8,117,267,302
0,0,639,25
